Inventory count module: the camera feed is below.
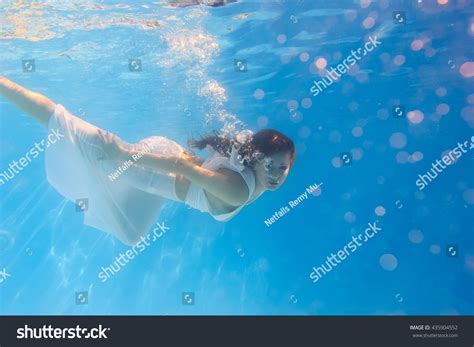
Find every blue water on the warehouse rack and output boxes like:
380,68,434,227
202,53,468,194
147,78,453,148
0,0,473,315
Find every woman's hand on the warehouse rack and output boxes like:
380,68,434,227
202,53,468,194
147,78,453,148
97,129,130,161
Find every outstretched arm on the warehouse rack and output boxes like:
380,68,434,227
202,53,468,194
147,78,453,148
100,132,250,206
147,154,249,206
0,76,56,127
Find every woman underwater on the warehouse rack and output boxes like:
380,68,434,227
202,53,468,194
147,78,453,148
0,76,295,245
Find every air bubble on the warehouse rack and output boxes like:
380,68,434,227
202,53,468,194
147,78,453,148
344,212,356,223
408,229,424,244
375,206,386,216
380,254,398,271
235,130,253,144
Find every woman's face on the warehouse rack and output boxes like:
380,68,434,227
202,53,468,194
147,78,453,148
254,151,293,191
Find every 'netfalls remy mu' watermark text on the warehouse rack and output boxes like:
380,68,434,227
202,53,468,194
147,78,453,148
264,182,322,227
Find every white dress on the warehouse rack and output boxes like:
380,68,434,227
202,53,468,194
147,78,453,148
45,104,184,245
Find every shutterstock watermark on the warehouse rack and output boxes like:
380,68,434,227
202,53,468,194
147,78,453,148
0,129,64,186
98,221,170,282
309,221,383,283
416,135,474,190
310,35,382,97
0,267,11,284
17,325,110,340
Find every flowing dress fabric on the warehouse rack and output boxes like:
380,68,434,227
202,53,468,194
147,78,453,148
45,104,184,245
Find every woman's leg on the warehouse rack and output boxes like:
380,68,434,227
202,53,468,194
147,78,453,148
0,76,56,127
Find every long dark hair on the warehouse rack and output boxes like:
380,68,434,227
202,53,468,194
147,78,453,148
188,129,296,169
